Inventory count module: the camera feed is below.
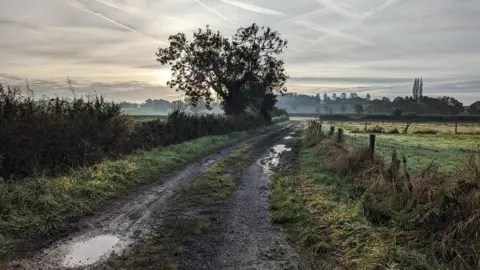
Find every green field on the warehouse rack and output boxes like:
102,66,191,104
336,121,480,134
329,122,480,172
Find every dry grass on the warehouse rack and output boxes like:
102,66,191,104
336,143,480,268
277,120,480,269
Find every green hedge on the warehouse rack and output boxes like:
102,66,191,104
0,84,281,181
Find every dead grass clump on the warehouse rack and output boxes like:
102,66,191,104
359,151,480,268
329,146,382,176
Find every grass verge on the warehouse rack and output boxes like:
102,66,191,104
0,123,285,261
270,123,457,269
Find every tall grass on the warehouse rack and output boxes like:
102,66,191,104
311,119,480,268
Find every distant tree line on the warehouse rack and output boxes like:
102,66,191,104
278,78,478,116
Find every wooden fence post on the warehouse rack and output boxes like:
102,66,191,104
455,121,458,134
317,123,322,140
369,134,376,160
337,128,344,143
329,126,335,136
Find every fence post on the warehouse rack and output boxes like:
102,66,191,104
329,126,335,136
369,134,376,160
316,123,322,140
455,121,458,134
337,128,344,143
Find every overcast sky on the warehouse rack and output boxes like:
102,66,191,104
0,0,479,103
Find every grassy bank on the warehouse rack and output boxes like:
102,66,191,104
270,122,480,269
0,124,283,261
101,142,257,269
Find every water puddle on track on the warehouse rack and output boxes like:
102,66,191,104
63,234,127,268
260,143,292,171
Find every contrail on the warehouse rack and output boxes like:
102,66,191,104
194,0,236,24
310,0,403,46
65,0,165,43
93,0,141,14
279,8,329,23
294,20,372,46
315,0,358,19
218,0,283,16
360,0,402,20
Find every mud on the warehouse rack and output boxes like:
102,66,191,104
10,132,277,270
183,124,309,269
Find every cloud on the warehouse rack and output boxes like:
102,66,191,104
218,0,283,16
0,0,479,103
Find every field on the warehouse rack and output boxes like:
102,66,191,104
336,121,480,134
290,119,480,172
330,122,480,172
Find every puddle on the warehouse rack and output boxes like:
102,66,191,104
203,157,216,166
271,144,291,153
260,144,292,171
63,235,124,267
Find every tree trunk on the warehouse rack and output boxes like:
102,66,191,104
223,90,245,116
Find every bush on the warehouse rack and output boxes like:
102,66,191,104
0,85,132,180
130,112,269,149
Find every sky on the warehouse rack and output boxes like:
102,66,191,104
0,0,479,103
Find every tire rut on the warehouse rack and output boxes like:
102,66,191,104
183,123,309,270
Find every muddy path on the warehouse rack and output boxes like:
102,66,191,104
9,126,291,270
183,124,309,270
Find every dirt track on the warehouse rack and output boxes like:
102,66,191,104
10,124,306,269
183,126,307,269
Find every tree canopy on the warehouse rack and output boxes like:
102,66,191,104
156,23,288,119
468,101,480,115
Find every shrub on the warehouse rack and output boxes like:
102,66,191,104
0,84,132,180
130,112,269,149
